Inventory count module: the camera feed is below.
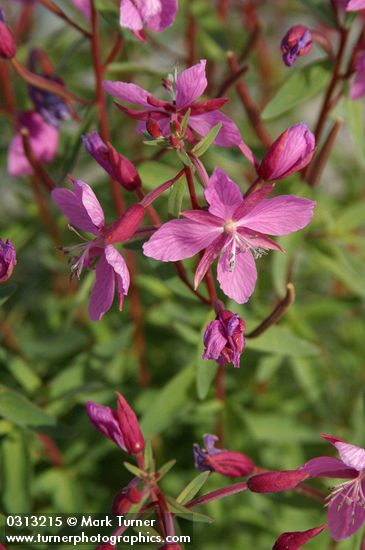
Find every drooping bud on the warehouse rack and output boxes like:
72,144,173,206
146,117,163,139
0,239,16,283
116,392,145,454
273,526,325,550
203,307,246,369
86,401,128,451
258,123,315,181
194,434,255,478
82,132,142,191
281,25,312,67
0,9,16,59
247,470,309,493
112,479,142,515
104,204,145,245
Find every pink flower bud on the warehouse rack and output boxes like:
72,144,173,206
0,239,16,283
281,25,312,67
258,123,315,181
247,470,309,493
112,478,142,514
273,525,325,550
146,117,163,138
194,434,255,478
0,9,16,60
203,308,246,368
82,132,141,191
116,392,145,454
104,204,145,245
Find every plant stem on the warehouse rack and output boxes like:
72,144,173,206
246,283,295,339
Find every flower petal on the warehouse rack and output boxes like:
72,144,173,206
300,456,358,479
104,245,130,300
327,479,365,540
181,210,224,226
239,195,315,236
194,233,228,289
145,0,178,31
346,0,365,11
217,247,257,304
85,401,126,450
88,252,115,321
203,319,227,361
205,167,243,220
189,111,242,147
175,59,207,109
143,219,220,261
120,0,144,30
103,80,157,108
232,185,274,221
321,434,365,471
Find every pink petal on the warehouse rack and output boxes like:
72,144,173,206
238,195,315,236
143,218,220,261
70,0,91,19
237,228,284,252
300,456,358,478
328,479,365,540
322,434,365,471
203,319,228,361
232,185,274,221
145,0,178,31
194,233,228,289
103,80,157,108
120,0,144,30
175,60,207,109
88,252,115,321
346,0,365,10
205,168,243,220
73,179,105,229
273,526,325,550
189,111,242,147
104,245,130,300
181,210,224,226
217,248,257,304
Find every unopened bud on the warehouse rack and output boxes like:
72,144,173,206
0,239,16,283
281,25,312,67
146,117,163,138
116,392,145,454
104,204,145,245
112,486,142,515
0,9,16,59
247,470,308,493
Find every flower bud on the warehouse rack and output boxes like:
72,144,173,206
0,239,16,283
112,485,142,514
258,123,315,181
247,470,308,493
104,204,145,245
0,9,16,60
203,308,245,369
116,393,145,454
146,117,163,138
281,25,312,67
82,132,142,191
194,434,254,478
273,526,325,550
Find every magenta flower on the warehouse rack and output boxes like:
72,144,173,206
345,0,365,11
281,25,312,67
103,60,243,147
120,0,178,41
351,51,365,100
52,178,144,320
143,167,315,304
258,123,315,181
0,239,16,283
82,131,142,191
8,112,59,177
0,8,16,59
70,0,91,19
203,306,246,368
86,393,145,454
194,434,255,478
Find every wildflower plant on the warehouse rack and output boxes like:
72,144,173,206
1,1,365,549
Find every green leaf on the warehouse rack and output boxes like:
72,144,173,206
123,462,144,478
299,0,336,26
246,326,318,357
143,440,155,473
0,385,58,430
140,365,195,437
191,123,222,157
332,202,365,233
346,98,365,166
0,284,17,306
168,177,186,217
314,247,365,298
177,471,211,505
181,108,191,136
165,495,213,523
262,61,331,120
2,431,31,513
157,459,176,480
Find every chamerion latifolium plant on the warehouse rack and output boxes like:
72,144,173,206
1,1,365,549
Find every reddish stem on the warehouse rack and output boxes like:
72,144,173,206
184,165,200,210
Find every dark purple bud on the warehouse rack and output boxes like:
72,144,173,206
247,470,309,493
115,392,145,454
194,434,255,478
104,204,145,245
203,308,246,368
112,479,142,514
258,123,315,181
82,132,142,191
29,75,70,127
273,525,325,550
281,25,313,67
146,117,163,138
0,239,16,283
0,9,16,59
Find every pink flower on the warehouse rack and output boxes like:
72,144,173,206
52,178,144,320
8,112,59,177
194,434,255,478
86,393,145,454
258,123,315,181
350,51,365,100
70,0,91,19
0,239,16,283
0,8,16,59
120,0,178,41
143,167,315,304
281,25,312,67
345,0,365,11
103,60,243,147
203,306,245,368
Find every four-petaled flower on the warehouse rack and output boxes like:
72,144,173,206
103,60,243,148
52,178,144,320
143,167,315,304
120,0,178,41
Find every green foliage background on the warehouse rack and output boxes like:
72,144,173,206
1,1,365,548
